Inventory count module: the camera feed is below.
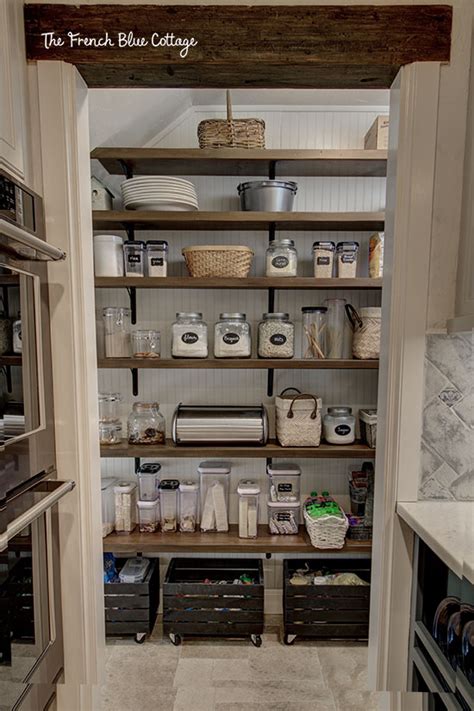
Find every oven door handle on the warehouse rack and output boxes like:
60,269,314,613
0,217,66,261
4,480,75,546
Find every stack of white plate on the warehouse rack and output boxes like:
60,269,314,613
121,176,198,211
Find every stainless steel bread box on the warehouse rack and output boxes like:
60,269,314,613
237,180,297,211
172,404,269,445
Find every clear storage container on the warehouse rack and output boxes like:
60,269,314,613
114,482,137,533
137,462,161,501
301,306,327,359
99,421,122,445
267,463,301,503
336,242,359,278
359,408,377,448
171,312,208,358
103,307,131,358
214,313,251,358
131,329,161,358
159,480,179,532
101,477,117,537
267,500,300,534
198,461,231,532
237,480,260,539
179,481,199,532
146,240,168,277
137,499,160,533
265,239,298,277
313,241,335,278
323,406,356,444
98,392,121,422
257,313,294,359
127,402,165,445
323,298,347,359
124,240,146,277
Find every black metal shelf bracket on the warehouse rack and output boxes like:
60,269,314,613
118,159,133,181
131,368,138,397
267,219,277,397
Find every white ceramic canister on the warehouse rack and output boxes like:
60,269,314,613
94,234,124,277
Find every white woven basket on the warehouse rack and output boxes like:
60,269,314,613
304,507,349,550
275,388,322,447
346,305,381,360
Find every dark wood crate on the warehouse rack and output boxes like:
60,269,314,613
163,558,264,643
104,558,159,638
283,558,371,642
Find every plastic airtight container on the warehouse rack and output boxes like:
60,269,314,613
198,461,231,532
179,481,199,532
137,462,161,501
114,482,137,533
101,477,117,538
267,463,301,503
267,500,300,535
137,499,160,533
359,408,377,448
237,480,260,539
159,480,179,532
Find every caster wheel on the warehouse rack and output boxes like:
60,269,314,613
251,634,262,648
283,634,296,646
170,633,182,646
135,633,146,644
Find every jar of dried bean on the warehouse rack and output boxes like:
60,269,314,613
127,402,165,445
257,313,295,358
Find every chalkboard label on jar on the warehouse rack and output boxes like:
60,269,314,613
341,254,355,263
317,256,330,265
272,256,289,269
223,332,240,345
150,257,164,266
270,333,287,346
335,424,352,436
181,332,199,344
127,254,141,263
278,483,293,492
276,512,291,521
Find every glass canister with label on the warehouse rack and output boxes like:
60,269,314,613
146,240,168,277
265,239,298,277
257,313,294,358
171,312,208,358
323,406,356,444
123,240,146,277
214,313,251,358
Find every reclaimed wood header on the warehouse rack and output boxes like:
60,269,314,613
24,4,452,88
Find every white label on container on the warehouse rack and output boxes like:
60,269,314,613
181,332,199,344
128,254,141,263
278,483,293,492
270,333,287,346
341,254,356,263
276,512,291,521
272,256,289,269
150,257,164,266
223,332,240,345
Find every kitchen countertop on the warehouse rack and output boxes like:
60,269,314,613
397,501,474,584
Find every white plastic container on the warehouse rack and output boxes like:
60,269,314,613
267,500,300,534
198,461,231,532
237,480,260,539
159,480,179,532
114,482,137,533
267,463,301,502
94,234,124,277
179,481,199,532
137,463,161,501
137,499,160,533
101,477,117,537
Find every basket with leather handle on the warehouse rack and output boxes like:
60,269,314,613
275,387,322,447
198,90,265,149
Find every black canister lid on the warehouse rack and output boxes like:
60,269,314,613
160,479,179,490
124,240,146,247
146,240,169,249
137,463,162,475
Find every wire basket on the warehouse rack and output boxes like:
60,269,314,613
304,507,349,550
198,91,265,149
182,245,254,278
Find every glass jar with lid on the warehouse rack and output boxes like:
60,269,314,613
103,307,131,357
131,329,161,358
257,313,295,358
146,240,168,277
123,240,146,277
99,421,122,445
171,312,208,358
214,313,251,358
265,239,298,277
301,307,327,359
179,481,199,532
98,392,122,422
323,406,356,444
127,402,165,445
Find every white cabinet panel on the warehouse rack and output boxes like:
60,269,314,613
0,0,29,181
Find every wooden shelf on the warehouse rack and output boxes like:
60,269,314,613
91,148,387,178
103,524,372,555
101,439,375,459
92,210,385,232
98,358,379,370
94,276,382,290
0,355,22,366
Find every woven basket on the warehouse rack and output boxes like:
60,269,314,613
182,245,254,278
304,506,349,550
198,91,265,149
346,305,381,360
275,388,322,447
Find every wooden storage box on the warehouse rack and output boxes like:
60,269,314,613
163,558,264,646
364,115,389,150
283,558,371,644
104,558,160,643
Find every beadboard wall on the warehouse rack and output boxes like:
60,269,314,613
93,101,387,603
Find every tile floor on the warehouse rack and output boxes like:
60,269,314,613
100,617,384,711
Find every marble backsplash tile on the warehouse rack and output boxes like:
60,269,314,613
419,333,473,500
